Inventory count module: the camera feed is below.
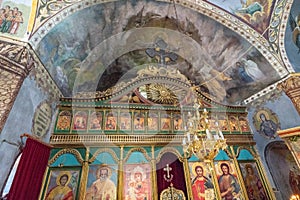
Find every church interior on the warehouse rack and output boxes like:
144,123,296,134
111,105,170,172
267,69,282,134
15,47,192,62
1,0,300,199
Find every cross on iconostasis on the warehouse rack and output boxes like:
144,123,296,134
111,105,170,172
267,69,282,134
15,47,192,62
164,164,173,182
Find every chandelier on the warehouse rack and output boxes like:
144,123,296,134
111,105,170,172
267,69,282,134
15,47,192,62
182,99,227,160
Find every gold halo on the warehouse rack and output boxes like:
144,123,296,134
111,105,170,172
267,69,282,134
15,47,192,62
256,110,270,122
96,164,112,178
130,165,147,181
191,162,206,177
244,163,253,170
216,161,234,175
56,171,71,186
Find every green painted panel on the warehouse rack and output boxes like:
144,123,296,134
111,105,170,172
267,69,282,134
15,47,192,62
91,152,118,164
50,153,81,167
237,149,254,160
126,152,149,164
214,150,230,161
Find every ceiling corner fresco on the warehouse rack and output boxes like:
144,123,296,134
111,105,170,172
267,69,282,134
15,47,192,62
0,0,32,39
285,0,300,72
1,0,297,106
206,0,275,36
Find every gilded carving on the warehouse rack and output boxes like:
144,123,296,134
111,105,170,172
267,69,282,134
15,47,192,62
74,66,192,100
155,147,184,163
88,148,119,163
48,148,84,165
278,73,300,115
236,146,257,159
123,147,152,163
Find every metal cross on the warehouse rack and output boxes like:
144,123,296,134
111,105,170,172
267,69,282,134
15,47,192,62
164,164,172,179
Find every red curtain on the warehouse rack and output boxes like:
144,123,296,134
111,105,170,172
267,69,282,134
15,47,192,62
156,152,187,197
7,134,52,200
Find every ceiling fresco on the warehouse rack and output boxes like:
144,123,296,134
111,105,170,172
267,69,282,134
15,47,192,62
34,0,286,105
207,0,275,35
0,0,31,38
285,0,300,72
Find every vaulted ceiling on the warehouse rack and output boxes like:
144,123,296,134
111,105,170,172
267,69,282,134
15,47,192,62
24,0,298,106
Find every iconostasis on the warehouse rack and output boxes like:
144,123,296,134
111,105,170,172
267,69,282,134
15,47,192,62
39,68,275,200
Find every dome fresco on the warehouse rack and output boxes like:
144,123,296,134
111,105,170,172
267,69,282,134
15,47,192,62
0,0,296,105
34,0,284,105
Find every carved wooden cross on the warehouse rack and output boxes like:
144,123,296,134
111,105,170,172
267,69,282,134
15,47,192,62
164,164,172,179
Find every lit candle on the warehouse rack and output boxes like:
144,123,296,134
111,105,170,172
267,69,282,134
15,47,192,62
206,129,212,139
187,132,191,142
219,130,224,140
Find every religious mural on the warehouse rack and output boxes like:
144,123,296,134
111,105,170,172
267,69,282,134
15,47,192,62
266,142,299,199
89,111,103,130
1,0,300,199
207,0,275,35
35,0,281,105
253,108,280,139
288,165,300,196
105,111,117,131
44,169,79,199
288,141,300,165
286,0,300,72
238,116,250,132
85,164,117,199
0,0,31,38
214,161,244,200
173,114,183,131
73,111,88,131
189,162,215,200
134,112,145,131
239,162,268,200
120,112,132,131
55,110,71,131
147,112,158,131
123,164,152,200
53,107,252,135
160,113,171,131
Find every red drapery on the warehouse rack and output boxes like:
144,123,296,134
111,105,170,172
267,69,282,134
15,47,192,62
7,134,52,200
156,152,187,197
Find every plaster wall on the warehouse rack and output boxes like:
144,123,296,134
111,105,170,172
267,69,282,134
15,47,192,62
0,77,55,194
247,92,300,199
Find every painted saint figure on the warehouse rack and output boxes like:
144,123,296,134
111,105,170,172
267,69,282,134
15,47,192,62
191,165,214,200
289,169,300,195
218,163,241,200
126,166,150,200
259,113,278,138
45,172,74,200
236,56,265,83
85,165,116,200
289,13,300,53
244,164,267,200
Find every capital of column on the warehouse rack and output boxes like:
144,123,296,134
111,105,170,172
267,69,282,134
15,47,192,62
277,73,300,115
0,39,35,77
